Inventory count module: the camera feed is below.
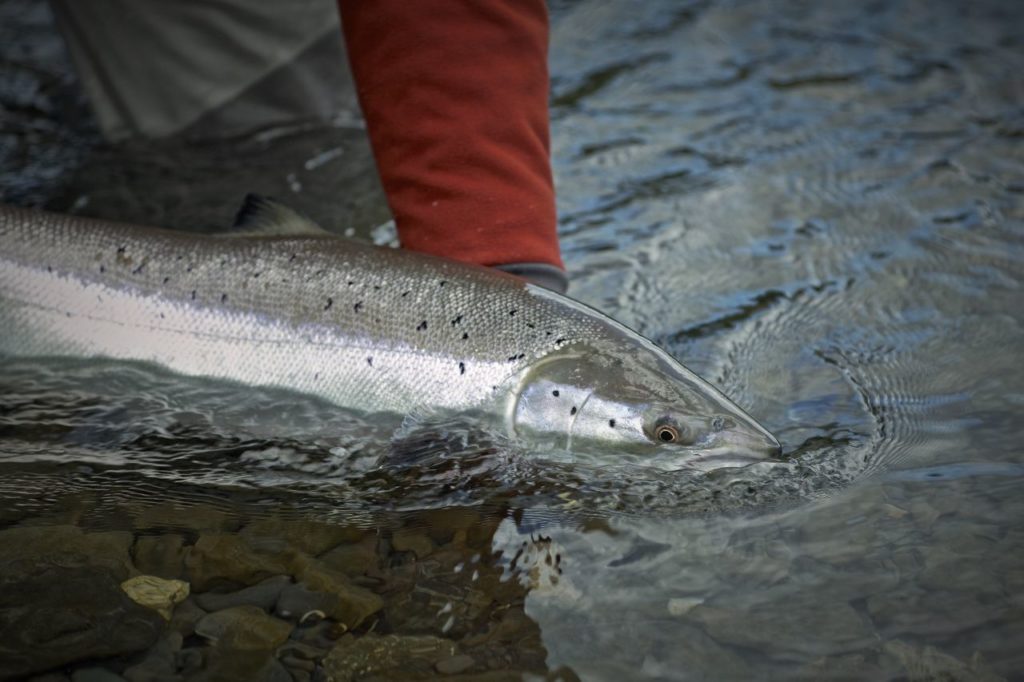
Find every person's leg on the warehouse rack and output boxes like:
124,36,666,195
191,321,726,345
339,0,567,292
50,0,346,140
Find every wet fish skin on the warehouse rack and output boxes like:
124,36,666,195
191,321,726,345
0,203,780,463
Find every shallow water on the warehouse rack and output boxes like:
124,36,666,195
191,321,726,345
2,0,1023,680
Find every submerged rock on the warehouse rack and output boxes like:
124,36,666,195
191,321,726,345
174,647,205,677
289,558,383,630
391,528,435,559
131,534,187,579
167,597,207,638
121,575,190,620
637,623,754,681
194,575,291,612
70,668,127,682
189,650,292,682
867,588,1005,638
28,673,73,682
434,653,476,675
274,582,341,622
691,600,875,659
317,536,380,579
194,605,293,651
122,632,183,682
184,533,296,591
321,634,456,682
240,518,367,556
0,566,162,679
884,640,1005,682
287,618,349,652
0,525,134,580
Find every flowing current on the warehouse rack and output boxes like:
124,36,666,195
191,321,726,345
1,0,1022,679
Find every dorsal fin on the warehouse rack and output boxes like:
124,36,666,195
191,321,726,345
226,194,332,238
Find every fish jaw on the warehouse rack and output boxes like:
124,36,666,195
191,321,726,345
707,410,782,458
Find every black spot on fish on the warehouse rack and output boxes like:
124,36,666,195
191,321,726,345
545,331,552,336
570,406,577,416
509,309,517,316
555,338,566,345
509,355,518,362
186,265,193,273
373,285,381,291
159,313,165,319
290,254,297,262
451,315,463,326
220,259,227,266
314,372,320,380
176,255,183,261
354,301,363,312
526,322,535,329
552,390,560,397
417,320,428,331
462,332,469,340
132,263,145,275
609,419,616,428
401,291,410,297
47,265,52,273
348,280,355,286
367,357,373,367
439,280,447,287
191,290,196,300
163,276,170,284
316,269,325,277
117,246,126,254
459,361,465,375
324,297,333,310
253,272,261,278
221,293,228,303
99,265,106,273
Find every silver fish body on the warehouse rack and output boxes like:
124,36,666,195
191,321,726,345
0,204,780,465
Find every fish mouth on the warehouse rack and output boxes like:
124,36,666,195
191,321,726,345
642,435,782,471
715,421,782,459
679,428,782,471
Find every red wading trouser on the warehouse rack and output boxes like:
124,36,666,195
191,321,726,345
338,0,565,275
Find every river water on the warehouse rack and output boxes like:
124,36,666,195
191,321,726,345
1,0,1022,680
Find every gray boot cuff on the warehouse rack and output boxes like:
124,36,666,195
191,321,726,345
493,262,569,294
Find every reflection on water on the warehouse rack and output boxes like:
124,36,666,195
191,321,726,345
2,0,1023,679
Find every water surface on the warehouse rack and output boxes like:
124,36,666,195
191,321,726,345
1,0,1022,679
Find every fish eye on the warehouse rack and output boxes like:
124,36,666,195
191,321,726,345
655,425,679,442
647,411,688,444
648,416,698,446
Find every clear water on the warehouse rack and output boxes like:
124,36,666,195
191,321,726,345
1,0,1022,679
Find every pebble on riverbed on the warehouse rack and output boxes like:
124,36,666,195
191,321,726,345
321,634,456,681
121,575,190,620
4,505,551,681
194,574,291,612
194,605,293,650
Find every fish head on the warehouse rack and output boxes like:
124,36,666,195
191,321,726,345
510,341,780,469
